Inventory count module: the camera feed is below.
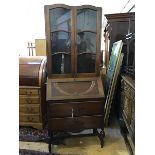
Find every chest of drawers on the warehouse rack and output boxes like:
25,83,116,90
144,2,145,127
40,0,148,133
19,56,47,129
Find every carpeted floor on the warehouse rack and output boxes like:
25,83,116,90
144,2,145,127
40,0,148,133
20,126,74,145
19,149,79,155
19,126,49,142
19,149,58,155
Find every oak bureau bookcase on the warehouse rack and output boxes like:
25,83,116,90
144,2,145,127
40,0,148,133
44,4,105,152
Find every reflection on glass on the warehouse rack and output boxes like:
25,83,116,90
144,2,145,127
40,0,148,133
77,32,96,73
105,40,123,94
77,9,97,32
51,31,71,74
51,32,71,53
77,54,96,73
76,8,97,74
52,54,71,74
77,32,96,54
50,8,71,31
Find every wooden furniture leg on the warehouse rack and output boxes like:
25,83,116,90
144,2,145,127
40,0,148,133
98,129,105,148
93,129,98,134
48,130,52,153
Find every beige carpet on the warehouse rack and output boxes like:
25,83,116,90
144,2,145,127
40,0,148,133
19,127,129,155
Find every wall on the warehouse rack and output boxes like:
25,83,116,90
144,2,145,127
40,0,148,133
17,0,135,56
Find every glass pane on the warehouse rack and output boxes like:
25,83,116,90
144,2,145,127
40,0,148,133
50,8,71,31
51,32,71,53
77,9,97,32
77,54,96,73
77,32,96,73
77,32,96,54
105,40,123,94
51,31,71,74
52,54,71,74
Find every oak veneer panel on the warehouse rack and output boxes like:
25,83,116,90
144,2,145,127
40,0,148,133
20,114,40,123
19,96,40,104
20,104,40,114
46,77,104,100
19,88,40,95
49,101,104,118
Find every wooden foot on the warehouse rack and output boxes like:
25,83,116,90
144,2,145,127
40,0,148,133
48,130,53,153
48,143,52,153
93,129,98,134
98,129,105,148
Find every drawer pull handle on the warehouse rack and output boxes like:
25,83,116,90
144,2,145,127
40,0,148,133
26,99,32,104
27,107,33,112
72,108,74,118
26,91,32,95
27,116,34,121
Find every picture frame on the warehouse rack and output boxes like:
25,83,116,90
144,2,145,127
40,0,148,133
104,40,123,125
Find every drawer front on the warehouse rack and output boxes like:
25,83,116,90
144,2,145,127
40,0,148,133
48,101,104,118
19,114,40,123
19,104,40,114
19,88,40,95
19,122,43,130
48,115,104,131
19,96,40,104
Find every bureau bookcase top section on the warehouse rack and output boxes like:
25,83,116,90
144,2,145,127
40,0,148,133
44,4,102,78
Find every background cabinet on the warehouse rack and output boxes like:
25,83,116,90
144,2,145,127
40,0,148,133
104,12,135,71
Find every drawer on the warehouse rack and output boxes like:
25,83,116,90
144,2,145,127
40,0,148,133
19,96,40,104
48,115,104,131
19,122,43,130
19,104,40,114
19,88,40,95
19,114,40,123
48,101,104,118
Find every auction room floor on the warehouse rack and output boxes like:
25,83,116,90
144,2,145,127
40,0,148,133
19,121,129,155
